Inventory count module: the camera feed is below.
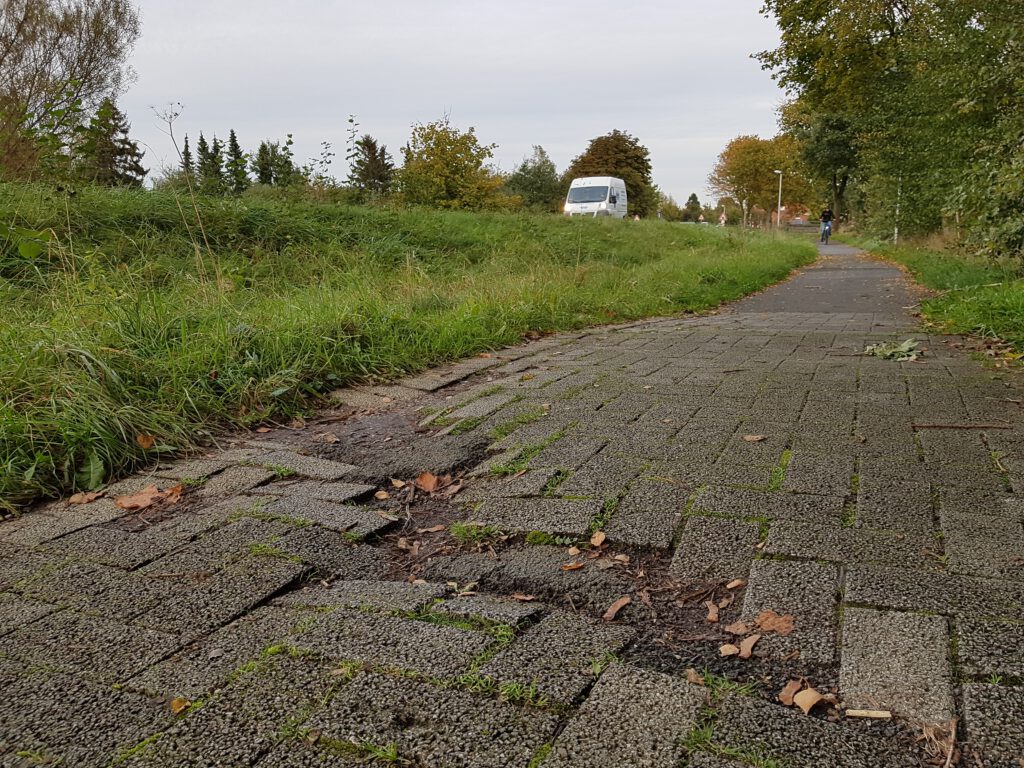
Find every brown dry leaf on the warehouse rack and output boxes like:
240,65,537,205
511,593,537,602
415,472,440,493
793,687,825,715
778,679,803,706
704,600,720,623
390,478,407,488
255,427,271,433
686,668,705,686
738,634,761,659
602,595,631,621
136,434,156,450
742,434,767,442
613,553,631,564
724,621,749,636
374,490,390,500
590,530,607,547
115,485,165,511
717,594,735,610
441,482,463,498
561,561,585,571
68,490,104,505
567,546,581,556
725,579,747,590
719,643,740,657
756,610,796,636
288,417,306,429
170,697,191,715
317,433,340,444
396,538,421,557
417,525,446,534
164,484,184,505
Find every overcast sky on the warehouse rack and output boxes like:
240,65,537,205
121,1,786,202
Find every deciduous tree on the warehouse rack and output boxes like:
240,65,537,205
564,129,656,217
506,145,561,212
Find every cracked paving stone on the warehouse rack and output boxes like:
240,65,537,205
764,521,937,569
0,609,180,684
741,559,839,664
433,594,543,626
275,579,446,612
249,479,376,503
306,671,560,768
693,486,846,524
963,684,1024,767
839,608,953,724
956,618,1024,678
478,611,634,705
544,663,705,767
194,464,276,497
293,608,492,678
468,497,601,537
671,516,760,581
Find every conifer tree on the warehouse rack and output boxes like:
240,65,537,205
180,134,194,180
196,132,225,194
252,141,275,185
75,97,146,187
347,134,394,197
225,129,249,194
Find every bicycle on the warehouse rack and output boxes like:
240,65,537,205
820,221,832,245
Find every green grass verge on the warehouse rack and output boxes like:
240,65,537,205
847,236,1024,348
0,183,815,510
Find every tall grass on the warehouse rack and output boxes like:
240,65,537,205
0,184,815,510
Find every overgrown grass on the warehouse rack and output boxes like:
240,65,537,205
850,237,1024,347
0,183,814,510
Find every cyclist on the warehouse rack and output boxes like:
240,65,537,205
819,205,834,244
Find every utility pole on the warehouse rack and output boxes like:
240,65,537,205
894,175,902,246
773,170,783,231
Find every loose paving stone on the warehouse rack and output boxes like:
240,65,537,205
478,611,634,705
469,497,600,537
839,608,954,724
0,544,51,591
253,449,359,479
249,478,376,503
294,608,492,678
460,469,560,501
16,560,174,620
544,663,705,767
276,527,389,578
693,486,846,524
741,559,839,664
433,594,543,625
845,564,1024,619
254,743,363,767
671,516,761,581
307,671,560,768
42,523,183,569
962,684,1024,767
764,521,937,569
140,515,291,574
714,693,916,768
448,392,516,420
956,618,1024,678
195,464,276,497
0,609,180,683
262,495,391,538
604,476,688,549
276,579,446,612
0,592,57,637
154,448,268,480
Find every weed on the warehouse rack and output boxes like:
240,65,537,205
499,681,549,707
527,743,552,768
525,530,576,547
449,520,502,547
448,415,486,436
589,651,616,675
768,449,792,491
111,733,163,764
701,669,757,699
248,542,302,562
540,469,571,496
488,405,547,441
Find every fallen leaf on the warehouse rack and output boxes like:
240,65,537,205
719,643,740,657
416,524,446,534
511,593,537,602
567,546,581,556
164,484,184,505
415,472,440,493
602,595,631,621
738,634,761,659
377,510,400,522
725,579,747,590
390,478,407,488
845,709,892,719
170,697,191,715
561,561,585,571
590,530,607,547
717,594,735,610
374,490,390,500
756,610,796,636
779,679,802,706
207,648,225,659
317,433,340,444
115,485,165,511
68,491,104,505
136,434,156,450
288,417,306,429
255,427,271,433
724,621,749,635
704,600,720,623
742,434,767,442
794,687,825,714
441,482,463,498
686,668,705,686
613,553,631,564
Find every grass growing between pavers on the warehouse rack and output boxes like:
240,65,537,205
0,182,814,511
681,706,789,768
849,237,1024,349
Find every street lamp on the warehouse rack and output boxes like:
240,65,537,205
773,170,783,231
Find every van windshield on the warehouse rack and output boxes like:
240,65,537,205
567,186,609,204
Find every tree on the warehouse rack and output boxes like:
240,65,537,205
659,193,684,222
74,97,145,186
397,116,506,210
709,134,814,226
506,145,561,211
195,132,224,194
251,138,297,187
683,193,702,222
180,134,194,180
225,129,249,194
564,130,657,217
0,0,141,177
347,134,394,198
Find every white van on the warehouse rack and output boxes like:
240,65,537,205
563,176,628,218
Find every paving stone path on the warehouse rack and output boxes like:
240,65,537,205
3,244,1024,767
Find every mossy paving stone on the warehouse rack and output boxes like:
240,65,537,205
139,516,293,575
305,671,560,768
252,450,359,480
274,527,390,579
433,593,543,625
261,496,392,538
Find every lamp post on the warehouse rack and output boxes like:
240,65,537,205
773,170,783,231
